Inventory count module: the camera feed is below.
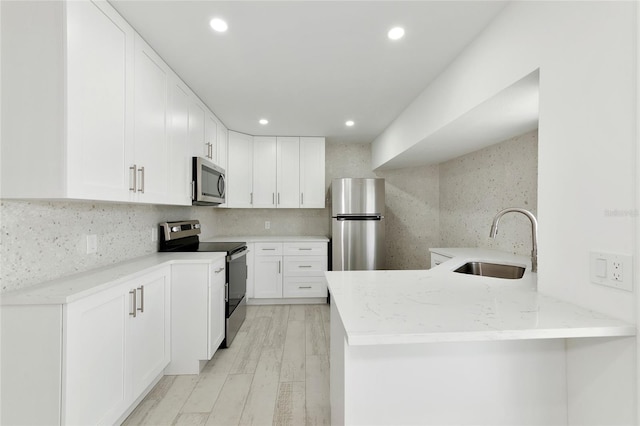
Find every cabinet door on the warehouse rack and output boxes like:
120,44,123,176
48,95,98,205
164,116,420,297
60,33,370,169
205,113,218,161
66,0,134,202
128,268,171,398
253,256,283,298
167,75,192,205
189,99,206,158
253,136,277,208
208,259,226,358
299,137,326,208
133,35,169,203
217,122,228,171
64,282,130,426
277,137,300,208
227,131,254,208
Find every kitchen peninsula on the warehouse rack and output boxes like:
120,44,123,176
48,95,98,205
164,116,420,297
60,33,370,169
325,249,635,426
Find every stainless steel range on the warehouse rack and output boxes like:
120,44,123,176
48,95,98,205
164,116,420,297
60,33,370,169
159,220,247,347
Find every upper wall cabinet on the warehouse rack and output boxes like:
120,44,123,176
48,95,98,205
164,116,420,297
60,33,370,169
299,137,326,208
227,132,325,209
0,0,224,207
1,0,135,201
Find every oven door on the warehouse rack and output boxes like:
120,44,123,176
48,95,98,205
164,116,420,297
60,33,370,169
226,247,247,316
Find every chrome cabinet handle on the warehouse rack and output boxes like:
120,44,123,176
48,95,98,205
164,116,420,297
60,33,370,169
137,166,145,193
298,265,313,268
214,267,224,274
250,192,253,205
298,286,312,289
137,286,144,313
129,289,137,318
272,193,275,205
277,193,280,205
278,260,281,274
298,248,312,251
301,193,304,205
129,164,137,192
262,248,276,251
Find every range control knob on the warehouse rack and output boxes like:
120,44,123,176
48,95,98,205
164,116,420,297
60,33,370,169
171,226,180,232
194,223,201,229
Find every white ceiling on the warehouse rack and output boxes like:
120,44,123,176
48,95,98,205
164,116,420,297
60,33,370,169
110,1,509,144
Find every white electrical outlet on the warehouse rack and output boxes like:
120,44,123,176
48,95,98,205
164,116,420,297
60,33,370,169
590,252,633,292
265,221,270,230
151,227,158,242
86,234,98,254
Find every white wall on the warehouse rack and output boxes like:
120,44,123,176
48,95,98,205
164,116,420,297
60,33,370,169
372,3,638,422
373,1,637,324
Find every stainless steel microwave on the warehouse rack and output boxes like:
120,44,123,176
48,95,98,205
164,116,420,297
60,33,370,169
192,157,225,206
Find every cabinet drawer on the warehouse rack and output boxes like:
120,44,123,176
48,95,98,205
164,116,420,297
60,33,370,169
283,242,327,256
283,277,327,298
255,242,283,256
284,256,327,276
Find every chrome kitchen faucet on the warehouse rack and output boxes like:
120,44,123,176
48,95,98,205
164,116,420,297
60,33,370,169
489,208,538,273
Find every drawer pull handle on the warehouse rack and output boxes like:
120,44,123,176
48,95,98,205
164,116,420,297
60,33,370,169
137,285,144,313
298,286,312,289
262,248,276,251
298,248,312,251
298,265,313,268
129,290,137,318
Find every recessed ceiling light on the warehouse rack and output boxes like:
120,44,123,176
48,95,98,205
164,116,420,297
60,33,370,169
209,18,228,33
345,120,355,127
259,119,269,125
388,27,405,40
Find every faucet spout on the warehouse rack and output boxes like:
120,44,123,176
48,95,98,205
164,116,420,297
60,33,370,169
489,208,538,273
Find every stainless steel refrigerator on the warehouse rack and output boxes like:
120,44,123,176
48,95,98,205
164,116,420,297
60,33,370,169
331,178,385,271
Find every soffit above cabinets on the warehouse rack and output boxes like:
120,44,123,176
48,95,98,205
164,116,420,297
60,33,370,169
377,69,539,170
109,1,508,144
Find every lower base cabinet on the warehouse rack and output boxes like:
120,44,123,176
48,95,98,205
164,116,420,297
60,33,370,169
1,266,171,426
166,257,225,375
252,241,328,302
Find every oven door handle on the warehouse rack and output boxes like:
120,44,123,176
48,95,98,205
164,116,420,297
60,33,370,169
227,248,248,262
225,282,229,302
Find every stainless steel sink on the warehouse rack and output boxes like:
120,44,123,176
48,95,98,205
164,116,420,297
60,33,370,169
453,262,525,279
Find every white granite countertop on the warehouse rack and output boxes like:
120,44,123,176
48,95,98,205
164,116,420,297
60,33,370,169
325,248,635,346
203,235,329,243
1,252,226,306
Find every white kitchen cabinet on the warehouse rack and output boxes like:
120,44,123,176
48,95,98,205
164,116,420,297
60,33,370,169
205,113,219,162
252,241,327,301
132,34,170,203
227,131,254,208
188,98,207,159
2,266,171,426
217,121,229,171
128,270,171,397
209,258,226,357
167,74,193,205
254,243,284,298
299,137,326,208
277,137,301,208
167,257,226,374
1,0,134,201
252,137,278,208
65,281,130,425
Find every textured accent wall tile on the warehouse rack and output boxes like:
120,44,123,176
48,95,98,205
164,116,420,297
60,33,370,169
0,201,216,293
439,130,538,255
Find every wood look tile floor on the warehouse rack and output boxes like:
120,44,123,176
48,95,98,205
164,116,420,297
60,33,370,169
123,304,331,426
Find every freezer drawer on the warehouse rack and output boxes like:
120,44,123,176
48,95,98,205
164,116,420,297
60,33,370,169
332,218,385,271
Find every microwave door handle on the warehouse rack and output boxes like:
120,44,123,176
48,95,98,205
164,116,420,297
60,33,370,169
218,174,226,198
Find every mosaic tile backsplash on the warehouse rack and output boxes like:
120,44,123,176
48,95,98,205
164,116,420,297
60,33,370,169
439,130,539,255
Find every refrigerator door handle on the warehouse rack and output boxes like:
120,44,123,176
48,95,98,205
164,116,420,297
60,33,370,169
336,215,383,221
